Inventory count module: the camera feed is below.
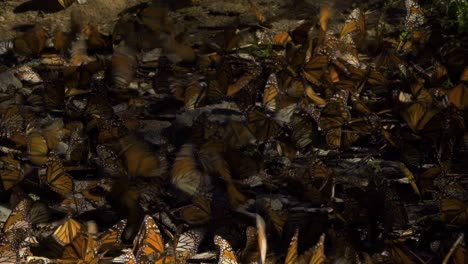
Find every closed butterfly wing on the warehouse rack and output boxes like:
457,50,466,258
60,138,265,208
285,230,299,264
2,198,31,234
401,103,437,132
214,235,239,264
448,83,467,111
340,8,365,37
175,228,205,261
99,219,127,250
133,215,165,263
28,201,51,225
319,101,350,131
440,199,468,227
263,73,280,107
27,132,48,166
46,156,73,197
0,169,23,191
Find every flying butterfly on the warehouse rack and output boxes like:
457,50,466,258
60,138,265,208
45,155,74,197
171,144,207,197
12,26,47,56
112,43,137,89
173,195,212,225
118,136,167,178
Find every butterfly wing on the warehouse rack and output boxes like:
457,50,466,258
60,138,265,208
214,235,239,264
133,215,165,263
46,156,73,197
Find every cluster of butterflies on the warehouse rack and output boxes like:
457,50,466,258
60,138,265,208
0,0,467,263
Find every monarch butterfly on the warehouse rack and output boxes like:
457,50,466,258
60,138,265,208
46,155,73,197
99,219,127,250
133,215,165,263
448,82,467,111
95,119,128,144
290,113,318,149
284,230,299,264
302,56,328,86
0,244,18,263
340,8,365,38
96,145,127,178
399,163,421,197
70,34,91,66
227,70,259,97
214,235,239,264
272,32,292,47
62,231,101,263
319,101,350,131
174,228,204,261
52,218,83,246
2,198,31,234
58,0,76,8
171,144,206,197
27,201,50,225
0,154,23,191
183,78,207,109
263,73,280,106
0,40,13,55
439,199,468,227
295,234,326,264
81,24,112,54
224,121,256,148
247,0,266,23
173,195,212,225
52,27,72,53
404,0,425,31
12,26,47,56
0,168,23,191
319,5,331,32
401,102,438,132
118,136,167,178
27,132,48,166
112,44,136,89
14,65,42,84
305,85,327,106
247,107,281,142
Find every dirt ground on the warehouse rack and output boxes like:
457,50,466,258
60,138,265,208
0,0,353,44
